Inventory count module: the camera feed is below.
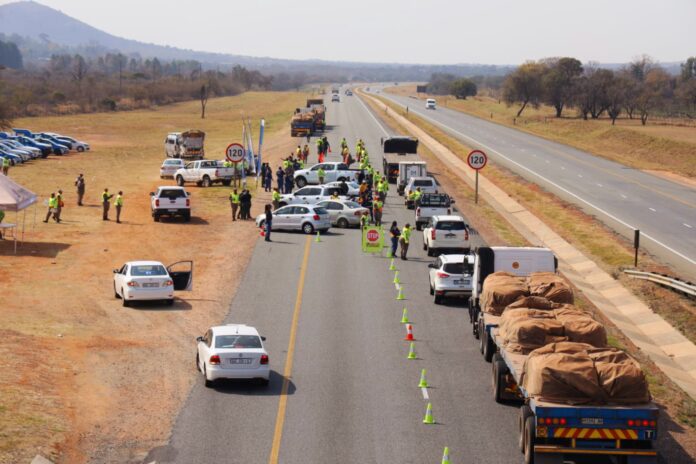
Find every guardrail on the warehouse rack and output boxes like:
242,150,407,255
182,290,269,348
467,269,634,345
624,269,696,298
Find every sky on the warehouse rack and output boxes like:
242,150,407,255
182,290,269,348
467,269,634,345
2,0,694,65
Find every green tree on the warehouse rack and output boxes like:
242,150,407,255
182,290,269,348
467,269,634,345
542,57,583,117
450,78,477,99
503,62,547,117
681,57,696,81
0,40,23,69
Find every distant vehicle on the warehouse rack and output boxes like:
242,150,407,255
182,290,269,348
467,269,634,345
404,176,438,208
112,260,193,307
160,159,185,179
422,215,470,255
381,136,420,184
425,99,437,110
15,136,51,157
331,94,340,102
36,137,68,155
54,135,90,152
294,162,360,188
345,89,353,96
428,254,474,304
165,130,205,159
38,134,71,151
0,150,22,165
174,159,236,187
1,139,41,158
255,204,331,235
397,161,427,195
316,200,368,228
196,324,270,387
150,186,191,222
323,180,360,196
0,141,32,161
415,193,454,230
13,128,35,138
278,185,349,207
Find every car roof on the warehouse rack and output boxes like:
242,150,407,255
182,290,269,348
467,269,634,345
212,324,260,336
158,185,186,190
409,176,435,181
126,260,166,266
433,215,464,221
439,254,472,264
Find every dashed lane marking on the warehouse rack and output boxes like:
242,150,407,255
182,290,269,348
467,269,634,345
421,387,429,400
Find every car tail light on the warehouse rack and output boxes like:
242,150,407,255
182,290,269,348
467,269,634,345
127,281,139,287
260,354,269,365
313,214,320,220
354,210,363,216
209,355,221,365
165,280,173,286
431,229,436,240
464,229,469,240
155,199,160,207
436,272,450,279
186,198,190,207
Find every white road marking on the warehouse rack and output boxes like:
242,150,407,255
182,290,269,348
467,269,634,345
561,166,566,170
597,183,603,188
620,194,627,199
421,387,429,400
376,94,696,266
578,174,583,178
649,207,657,212
684,223,693,229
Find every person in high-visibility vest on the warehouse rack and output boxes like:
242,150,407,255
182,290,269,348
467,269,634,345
413,187,422,202
378,178,388,201
272,188,281,211
114,191,124,223
302,144,310,162
44,192,57,223
54,189,64,223
295,145,302,157
400,223,412,260
1,157,10,176
317,167,326,185
229,189,240,221
102,188,113,220
223,160,233,168
373,197,383,226
340,138,347,150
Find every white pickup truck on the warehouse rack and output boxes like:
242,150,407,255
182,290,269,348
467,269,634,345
294,162,360,188
174,160,235,187
415,193,454,230
150,186,191,222
279,185,349,207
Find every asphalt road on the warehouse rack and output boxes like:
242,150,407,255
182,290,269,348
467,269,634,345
150,93,523,463
372,89,696,278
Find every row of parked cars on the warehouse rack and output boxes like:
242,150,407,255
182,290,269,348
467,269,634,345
0,128,90,165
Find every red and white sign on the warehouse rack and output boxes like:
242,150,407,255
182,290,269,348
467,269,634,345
225,143,245,163
467,150,487,170
366,228,380,242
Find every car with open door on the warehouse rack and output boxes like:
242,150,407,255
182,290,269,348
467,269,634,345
113,260,193,307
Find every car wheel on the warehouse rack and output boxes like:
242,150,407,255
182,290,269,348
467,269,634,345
121,289,129,307
427,248,434,257
429,283,434,295
296,177,307,188
423,242,427,251
202,176,211,187
153,214,160,222
483,328,495,363
203,366,213,388
415,223,422,231
493,354,508,403
222,179,232,186
434,293,443,305
176,176,185,186
77,146,85,152
114,283,120,299
523,416,535,464
167,299,174,306
196,354,202,372
184,212,191,222
302,222,314,234
337,217,349,228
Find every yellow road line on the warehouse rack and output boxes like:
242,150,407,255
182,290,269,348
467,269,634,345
268,235,312,464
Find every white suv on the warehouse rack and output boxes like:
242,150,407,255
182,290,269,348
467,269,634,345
428,254,474,304
423,215,470,255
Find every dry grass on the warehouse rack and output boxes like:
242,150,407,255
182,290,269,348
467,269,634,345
385,85,696,178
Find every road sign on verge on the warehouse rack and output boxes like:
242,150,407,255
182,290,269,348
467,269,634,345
225,143,245,163
362,226,384,253
467,150,487,170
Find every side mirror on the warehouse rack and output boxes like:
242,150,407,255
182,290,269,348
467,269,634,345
428,263,437,269
261,336,267,341
149,192,154,196
196,336,204,343
450,199,455,204
113,269,119,273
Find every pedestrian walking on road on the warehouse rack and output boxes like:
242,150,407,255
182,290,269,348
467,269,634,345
102,188,114,220
229,189,240,221
373,197,383,226
272,188,280,211
54,189,64,223
276,167,285,194
302,144,310,162
264,204,273,242
400,223,412,260
75,174,85,206
44,193,58,223
389,221,400,258
114,191,124,223
2,157,10,176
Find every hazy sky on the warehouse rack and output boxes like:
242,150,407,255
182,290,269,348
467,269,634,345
3,0,694,64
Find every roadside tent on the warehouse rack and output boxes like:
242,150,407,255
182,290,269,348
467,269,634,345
0,175,38,253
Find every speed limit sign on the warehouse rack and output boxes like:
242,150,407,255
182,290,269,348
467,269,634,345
467,150,487,170
225,143,245,163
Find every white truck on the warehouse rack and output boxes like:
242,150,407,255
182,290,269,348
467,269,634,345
150,186,191,222
397,161,427,195
294,162,360,188
165,130,205,160
174,160,236,187
279,185,349,207
414,193,454,230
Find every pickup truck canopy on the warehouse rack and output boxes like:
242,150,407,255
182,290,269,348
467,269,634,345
417,193,451,207
383,136,418,154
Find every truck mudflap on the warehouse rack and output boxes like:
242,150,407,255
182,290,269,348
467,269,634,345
534,445,657,464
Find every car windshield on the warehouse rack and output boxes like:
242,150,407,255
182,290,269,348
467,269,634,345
131,265,167,276
414,179,434,187
344,201,361,208
436,221,466,230
159,189,186,199
314,207,328,215
215,335,262,349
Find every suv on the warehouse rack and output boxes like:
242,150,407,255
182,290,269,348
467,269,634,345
428,254,474,304
423,215,470,255
405,176,438,208
426,99,437,109
150,186,191,222
414,193,453,230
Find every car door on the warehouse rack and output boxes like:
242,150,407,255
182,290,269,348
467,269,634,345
198,329,213,369
272,206,293,229
114,264,127,294
298,187,321,204
291,187,311,205
290,206,309,229
167,261,193,291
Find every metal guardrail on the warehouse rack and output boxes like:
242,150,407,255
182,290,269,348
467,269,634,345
624,269,696,297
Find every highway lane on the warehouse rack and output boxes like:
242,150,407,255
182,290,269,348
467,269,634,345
373,89,696,277
155,92,521,463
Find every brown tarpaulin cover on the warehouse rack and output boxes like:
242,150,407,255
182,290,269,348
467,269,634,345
527,272,574,304
521,342,650,405
506,296,560,311
480,272,528,316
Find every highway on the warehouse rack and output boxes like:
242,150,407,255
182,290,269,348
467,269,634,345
372,89,696,278
151,94,524,463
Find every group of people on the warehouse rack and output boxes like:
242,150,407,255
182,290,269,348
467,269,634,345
228,188,253,221
41,175,124,224
388,221,413,260
315,136,331,163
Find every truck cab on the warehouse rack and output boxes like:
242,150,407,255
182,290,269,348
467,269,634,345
382,136,420,183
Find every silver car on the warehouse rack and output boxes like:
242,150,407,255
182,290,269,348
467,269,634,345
160,158,185,179
256,204,331,234
316,200,368,228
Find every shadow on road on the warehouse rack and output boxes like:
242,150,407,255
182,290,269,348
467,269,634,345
212,370,296,396
0,241,70,257
125,298,193,311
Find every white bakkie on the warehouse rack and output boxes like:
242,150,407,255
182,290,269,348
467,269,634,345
423,215,470,255
174,159,235,187
293,162,359,188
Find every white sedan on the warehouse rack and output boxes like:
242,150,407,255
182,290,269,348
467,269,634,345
160,158,185,179
428,254,474,304
113,260,193,307
316,200,368,228
196,324,270,387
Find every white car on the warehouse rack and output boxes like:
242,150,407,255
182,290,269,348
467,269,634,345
423,215,471,255
404,176,438,200
113,260,193,307
316,200,368,228
323,180,360,197
279,185,348,206
428,254,474,304
56,136,90,152
256,204,331,234
332,94,340,102
426,98,437,110
160,158,185,179
196,324,270,387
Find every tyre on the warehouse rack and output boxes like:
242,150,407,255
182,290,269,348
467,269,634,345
176,176,185,186
429,283,434,295
523,416,535,464
153,214,160,222
196,354,201,372
478,319,486,353
114,283,120,299
77,146,85,153
302,222,314,234
222,179,232,186
427,248,434,257
434,293,443,305
121,289,129,307
184,212,191,222
337,217,349,228
519,405,533,452
258,219,266,228
166,299,174,306
296,177,307,188
493,354,508,403
423,242,427,251
483,328,495,362
203,366,214,388
415,223,422,231
201,176,211,187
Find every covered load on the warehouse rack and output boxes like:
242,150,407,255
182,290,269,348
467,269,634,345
480,272,528,316
521,342,650,405
480,271,574,316
527,271,574,304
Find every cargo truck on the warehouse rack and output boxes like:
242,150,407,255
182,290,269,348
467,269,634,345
165,130,205,159
291,110,314,137
382,136,420,184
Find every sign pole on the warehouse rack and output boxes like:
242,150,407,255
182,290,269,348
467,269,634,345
467,149,487,206
475,170,479,205
634,229,640,267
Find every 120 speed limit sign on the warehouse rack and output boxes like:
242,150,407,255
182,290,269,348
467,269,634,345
225,143,246,163
467,150,487,170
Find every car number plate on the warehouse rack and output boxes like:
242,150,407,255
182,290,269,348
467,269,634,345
168,209,178,212
229,358,252,365
581,418,604,425
143,283,159,288
445,233,456,238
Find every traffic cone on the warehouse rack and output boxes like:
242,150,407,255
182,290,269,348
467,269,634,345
418,369,428,388
404,324,414,341
393,271,400,285
423,402,435,424
407,342,417,360
396,286,405,300
400,307,409,324
315,231,321,242
259,226,265,237
389,259,396,271
441,447,450,464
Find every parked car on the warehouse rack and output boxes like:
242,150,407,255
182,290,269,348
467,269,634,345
279,185,348,207
415,193,454,230
1,140,41,158
428,254,474,304
196,324,270,387
404,176,438,203
36,137,68,155
0,142,32,161
0,151,22,165
150,186,191,222
160,159,185,179
38,134,71,151
293,162,360,188
112,260,193,307
316,200,368,228
422,215,470,255
255,204,331,234
15,136,52,157
174,159,236,187
323,180,361,196
55,135,90,152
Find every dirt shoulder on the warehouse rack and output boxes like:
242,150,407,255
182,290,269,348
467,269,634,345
0,92,303,464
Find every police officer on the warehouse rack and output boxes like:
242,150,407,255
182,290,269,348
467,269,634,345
276,167,285,193
2,156,10,176
114,191,124,223
75,173,85,206
102,188,114,220
229,189,240,221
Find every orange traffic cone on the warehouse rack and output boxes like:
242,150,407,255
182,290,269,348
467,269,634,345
259,226,265,237
404,324,414,341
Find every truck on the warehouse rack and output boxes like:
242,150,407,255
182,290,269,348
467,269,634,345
165,130,205,160
397,161,427,195
293,162,360,188
381,136,420,184
306,99,326,131
414,193,454,230
291,110,315,137
150,186,191,222
174,160,236,187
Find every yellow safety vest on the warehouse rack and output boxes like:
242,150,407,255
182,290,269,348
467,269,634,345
114,195,124,206
48,197,57,208
272,191,280,201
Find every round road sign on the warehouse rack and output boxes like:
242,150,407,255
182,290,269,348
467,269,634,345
225,143,245,163
366,229,380,242
467,150,487,170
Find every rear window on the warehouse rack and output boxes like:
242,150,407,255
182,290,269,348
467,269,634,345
436,221,466,231
413,179,434,187
159,189,186,199
215,335,262,349
131,265,167,276
314,207,328,215
163,160,181,166
419,194,450,206
343,201,361,208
